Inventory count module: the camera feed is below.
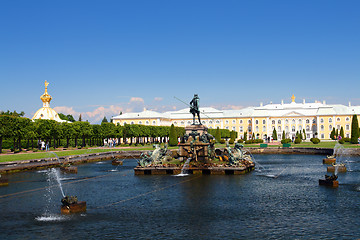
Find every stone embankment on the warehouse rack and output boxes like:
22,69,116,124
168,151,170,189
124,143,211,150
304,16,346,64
0,151,144,174
1,147,360,174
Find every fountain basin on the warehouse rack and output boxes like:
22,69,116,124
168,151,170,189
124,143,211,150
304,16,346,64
61,201,86,214
319,179,339,187
327,165,347,173
134,164,255,175
112,159,123,165
323,158,336,164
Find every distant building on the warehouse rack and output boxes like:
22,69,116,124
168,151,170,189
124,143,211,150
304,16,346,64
32,80,65,122
112,95,360,140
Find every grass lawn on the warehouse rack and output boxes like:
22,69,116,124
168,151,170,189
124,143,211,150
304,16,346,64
1,141,359,163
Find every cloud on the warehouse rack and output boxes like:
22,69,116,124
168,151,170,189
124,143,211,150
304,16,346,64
211,104,244,110
154,97,163,101
53,106,78,115
130,97,144,103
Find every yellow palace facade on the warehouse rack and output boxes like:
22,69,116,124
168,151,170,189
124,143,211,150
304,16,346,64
112,96,360,141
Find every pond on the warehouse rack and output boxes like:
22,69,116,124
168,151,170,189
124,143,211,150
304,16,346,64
0,154,359,239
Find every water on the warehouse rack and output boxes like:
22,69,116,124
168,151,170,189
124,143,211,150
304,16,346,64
0,155,360,239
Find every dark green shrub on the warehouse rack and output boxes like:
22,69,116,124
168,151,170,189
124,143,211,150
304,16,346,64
254,139,264,143
338,139,345,144
294,137,302,144
245,140,253,144
343,137,351,142
229,139,234,144
281,139,291,144
237,139,244,143
310,138,320,144
220,139,226,144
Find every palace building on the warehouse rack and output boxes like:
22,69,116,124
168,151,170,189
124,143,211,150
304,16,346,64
32,80,65,122
112,95,360,140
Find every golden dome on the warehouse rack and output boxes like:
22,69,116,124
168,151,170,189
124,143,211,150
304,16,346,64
40,80,52,106
32,80,65,122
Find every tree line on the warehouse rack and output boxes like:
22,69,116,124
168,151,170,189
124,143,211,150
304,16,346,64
0,113,186,153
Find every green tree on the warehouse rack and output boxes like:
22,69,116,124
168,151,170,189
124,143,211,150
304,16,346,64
335,129,339,139
215,127,221,142
243,132,247,141
58,113,68,121
330,128,336,140
350,114,359,144
102,116,108,123
0,115,16,153
168,124,178,146
282,130,286,140
61,122,75,148
272,128,277,140
303,129,306,140
340,126,345,139
78,114,82,122
67,114,76,122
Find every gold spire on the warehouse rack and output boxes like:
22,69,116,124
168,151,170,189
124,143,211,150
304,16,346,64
40,80,52,107
291,94,295,103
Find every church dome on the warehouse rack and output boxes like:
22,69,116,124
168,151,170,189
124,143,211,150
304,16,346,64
32,80,65,122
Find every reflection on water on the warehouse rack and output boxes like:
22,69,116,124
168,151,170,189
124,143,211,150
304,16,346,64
0,155,359,239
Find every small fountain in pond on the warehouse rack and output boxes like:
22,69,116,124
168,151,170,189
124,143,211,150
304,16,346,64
319,174,339,187
60,195,86,214
175,158,192,176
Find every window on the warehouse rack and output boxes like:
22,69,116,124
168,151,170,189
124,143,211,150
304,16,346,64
292,119,295,124
336,125,340,130
131,121,134,125
262,120,266,124
306,125,310,131
248,120,251,124
329,125,332,131
299,125,302,131
306,119,310,124
262,126,266,131
337,118,340,122
225,126,229,130
292,126,295,132
313,119,316,123
307,134,310,138
278,120,281,124
181,121,184,125
285,119,289,124
248,126,252,132
321,134,324,139
239,120,243,124
255,126,259,132
216,120,220,124
146,121,149,125
329,118,332,123
255,120,259,124
278,126,281,132
153,121,156,125
139,121,142,124
299,119,302,124
346,133,350,138
232,120,236,124
321,125,324,131
346,124,350,130
225,120,229,124
346,117,350,121
272,120,275,124
285,126,289,131
202,121,206,124
173,121,177,125
232,127,236,131
320,118,324,123
209,120,212,124
239,126,243,132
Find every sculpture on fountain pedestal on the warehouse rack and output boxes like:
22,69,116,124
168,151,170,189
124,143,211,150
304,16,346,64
190,94,201,125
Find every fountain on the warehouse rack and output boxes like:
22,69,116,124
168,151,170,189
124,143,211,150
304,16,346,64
134,94,255,175
319,174,339,187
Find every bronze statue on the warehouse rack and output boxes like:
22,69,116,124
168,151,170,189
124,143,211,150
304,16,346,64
190,94,201,124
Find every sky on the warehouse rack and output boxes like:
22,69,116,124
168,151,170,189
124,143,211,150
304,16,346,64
0,0,359,123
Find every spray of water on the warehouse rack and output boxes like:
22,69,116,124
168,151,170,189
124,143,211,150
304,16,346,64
49,168,65,197
175,158,191,177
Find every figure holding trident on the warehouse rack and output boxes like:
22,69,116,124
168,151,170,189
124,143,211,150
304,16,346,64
190,94,201,125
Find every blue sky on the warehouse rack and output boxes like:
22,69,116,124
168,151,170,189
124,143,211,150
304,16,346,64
1,0,359,123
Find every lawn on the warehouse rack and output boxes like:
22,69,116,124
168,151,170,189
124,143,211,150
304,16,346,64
0,141,359,163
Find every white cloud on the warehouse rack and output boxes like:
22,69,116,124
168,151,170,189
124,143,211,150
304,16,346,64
130,97,144,103
154,97,163,101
